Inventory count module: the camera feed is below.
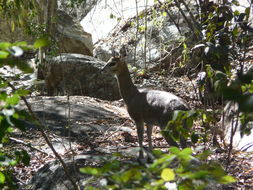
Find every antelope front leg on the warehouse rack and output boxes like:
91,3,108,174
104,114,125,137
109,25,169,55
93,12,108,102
146,125,153,152
135,121,144,160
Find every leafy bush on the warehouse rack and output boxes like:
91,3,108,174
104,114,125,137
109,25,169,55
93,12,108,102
189,1,253,139
162,109,218,147
0,39,47,189
80,147,235,190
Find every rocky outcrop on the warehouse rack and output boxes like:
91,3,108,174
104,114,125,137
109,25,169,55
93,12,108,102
82,0,188,68
81,0,158,44
39,54,120,100
23,95,131,190
58,0,99,21
223,101,253,152
22,96,128,137
30,157,86,190
57,10,93,56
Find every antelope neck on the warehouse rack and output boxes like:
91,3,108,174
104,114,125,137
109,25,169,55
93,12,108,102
116,63,139,104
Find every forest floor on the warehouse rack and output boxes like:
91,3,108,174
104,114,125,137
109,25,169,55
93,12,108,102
8,71,253,189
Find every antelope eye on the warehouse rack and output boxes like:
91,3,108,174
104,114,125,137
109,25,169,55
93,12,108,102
109,61,117,66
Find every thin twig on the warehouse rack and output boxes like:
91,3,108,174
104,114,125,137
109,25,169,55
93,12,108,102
143,0,148,70
134,0,139,67
157,0,182,34
9,137,49,156
174,0,198,40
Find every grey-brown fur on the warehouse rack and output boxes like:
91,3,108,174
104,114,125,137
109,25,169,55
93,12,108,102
102,57,189,160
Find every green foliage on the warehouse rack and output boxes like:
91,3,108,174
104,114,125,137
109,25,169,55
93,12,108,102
33,37,50,49
0,39,47,189
80,148,235,189
0,0,36,30
163,109,218,146
190,1,253,138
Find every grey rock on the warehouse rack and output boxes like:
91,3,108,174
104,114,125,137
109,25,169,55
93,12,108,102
39,54,120,100
58,0,99,22
20,96,128,138
29,156,86,190
90,4,188,68
57,10,93,56
223,101,253,152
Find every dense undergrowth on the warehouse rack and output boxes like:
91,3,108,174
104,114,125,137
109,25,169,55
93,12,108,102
0,0,253,189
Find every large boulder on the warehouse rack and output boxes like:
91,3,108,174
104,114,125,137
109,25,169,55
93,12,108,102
39,54,120,100
57,10,93,56
223,101,253,152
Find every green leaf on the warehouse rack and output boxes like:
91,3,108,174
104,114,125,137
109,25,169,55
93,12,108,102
102,160,120,172
202,113,207,122
245,7,250,18
121,168,141,183
231,0,239,6
80,167,100,176
0,42,11,50
13,41,28,47
172,110,181,120
192,170,209,179
196,150,211,160
0,119,10,142
84,186,100,190
15,89,30,96
0,92,7,100
150,154,176,169
33,37,49,49
109,13,115,19
12,117,26,131
180,148,192,156
0,172,5,184
233,10,240,16
161,168,175,181
137,69,146,76
15,60,33,73
6,94,20,105
169,147,180,154
219,175,236,184
0,51,9,59
240,95,253,112
15,150,30,166
186,117,193,128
